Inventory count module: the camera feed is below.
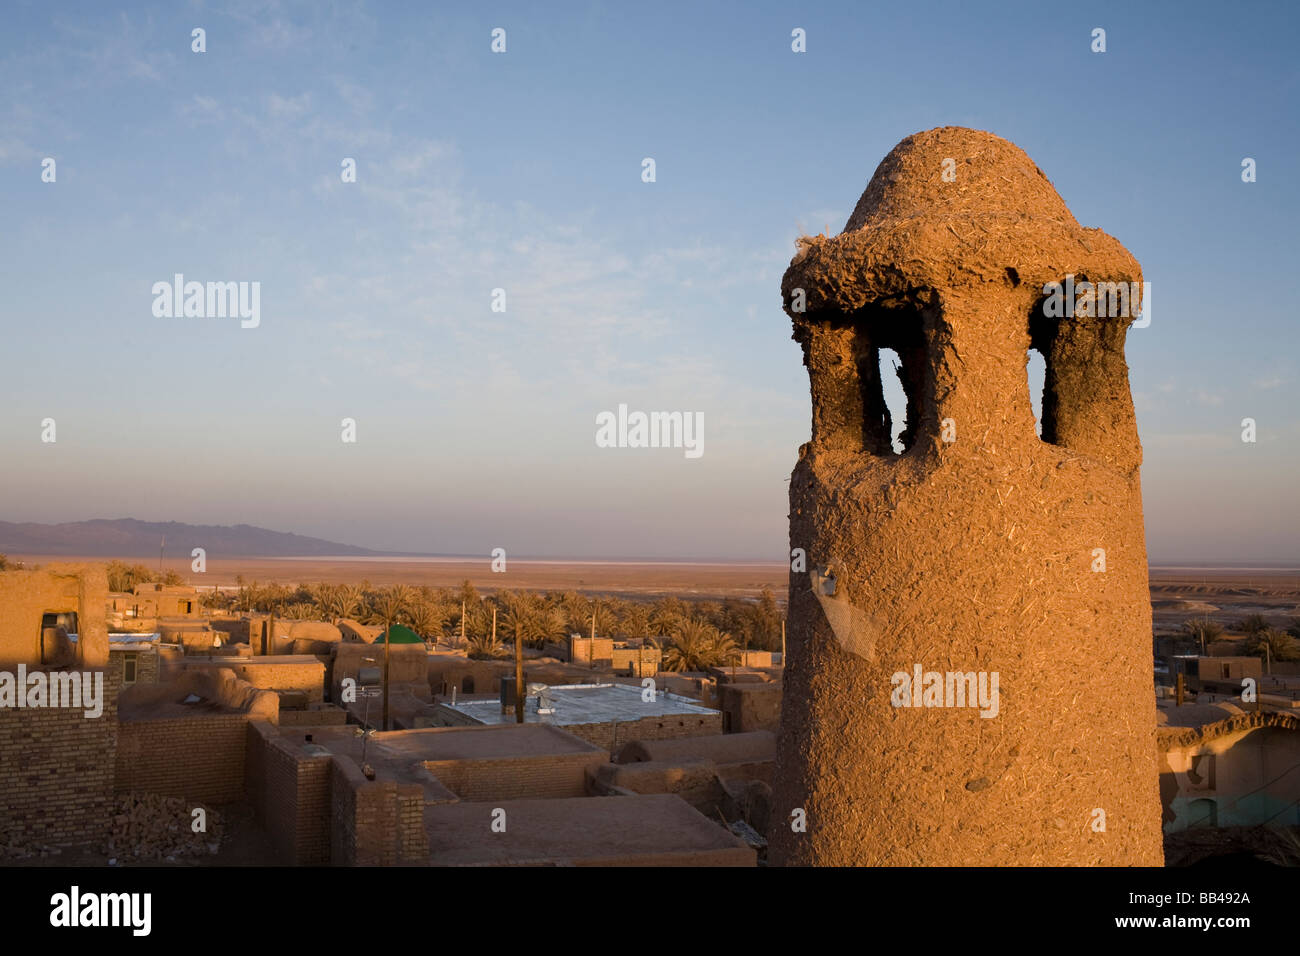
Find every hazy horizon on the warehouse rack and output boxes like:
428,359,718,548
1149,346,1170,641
2,1,1297,563
2,513,1298,568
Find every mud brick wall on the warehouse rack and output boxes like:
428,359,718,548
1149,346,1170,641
0,565,109,668
109,649,159,686
611,647,661,676
329,758,428,866
563,712,722,754
719,682,782,734
246,723,331,864
421,750,605,802
114,713,252,803
0,666,120,846
278,706,348,727
569,637,614,665
217,659,326,703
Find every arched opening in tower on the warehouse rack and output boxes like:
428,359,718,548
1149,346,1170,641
877,348,908,453
795,296,932,457
1028,293,1063,446
853,306,927,456
1026,347,1047,440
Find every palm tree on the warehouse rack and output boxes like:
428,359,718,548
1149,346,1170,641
663,620,738,672
466,631,505,660
535,607,570,649
560,591,591,632
620,603,653,642
650,597,687,637
1182,617,1223,653
499,601,539,652
371,585,413,731
1237,613,1270,636
1244,628,1300,666
283,602,316,620
408,600,448,646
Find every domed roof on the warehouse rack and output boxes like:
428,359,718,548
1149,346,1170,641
782,127,1141,315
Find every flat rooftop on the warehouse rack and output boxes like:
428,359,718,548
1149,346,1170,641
376,723,600,760
441,682,718,727
272,721,597,762
424,795,754,866
265,725,460,801
108,632,160,648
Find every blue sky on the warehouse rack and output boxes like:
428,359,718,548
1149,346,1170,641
0,0,1296,562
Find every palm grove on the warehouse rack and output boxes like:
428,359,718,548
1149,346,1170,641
141,568,788,673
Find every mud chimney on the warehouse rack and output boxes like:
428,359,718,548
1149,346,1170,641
769,127,1163,865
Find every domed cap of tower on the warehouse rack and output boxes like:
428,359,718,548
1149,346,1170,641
782,127,1142,316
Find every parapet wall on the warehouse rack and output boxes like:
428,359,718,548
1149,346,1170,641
564,711,722,754
115,713,259,803
114,668,278,804
329,757,428,866
421,750,604,802
246,722,332,864
185,656,327,703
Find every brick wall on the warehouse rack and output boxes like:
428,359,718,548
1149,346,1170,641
568,637,614,665
246,723,331,864
562,712,722,754
421,750,605,802
110,648,159,687
213,659,326,703
329,757,428,866
611,647,661,676
719,682,782,733
209,618,252,644
0,666,120,846
278,706,348,727
115,712,252,803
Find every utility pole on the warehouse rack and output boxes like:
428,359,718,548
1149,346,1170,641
382,610,391,732
781,618,786,665
514,617,525,724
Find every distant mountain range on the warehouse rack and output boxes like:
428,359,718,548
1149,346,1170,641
0,518,380,558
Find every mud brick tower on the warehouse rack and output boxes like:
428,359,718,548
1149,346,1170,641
769,127,1163,865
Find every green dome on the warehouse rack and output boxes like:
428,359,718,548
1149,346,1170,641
376,623,424,644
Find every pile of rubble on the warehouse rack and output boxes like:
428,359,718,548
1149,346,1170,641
0,831,61,861
102,793,224,862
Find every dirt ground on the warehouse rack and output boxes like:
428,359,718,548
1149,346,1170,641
1149,568,1300,635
